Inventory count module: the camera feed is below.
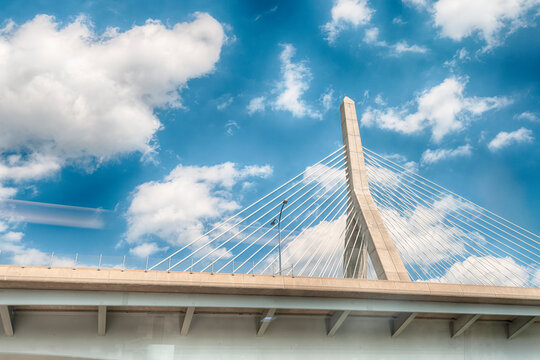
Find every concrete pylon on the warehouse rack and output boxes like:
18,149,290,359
341,96,410,281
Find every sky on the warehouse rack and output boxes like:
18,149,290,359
0,0,539,271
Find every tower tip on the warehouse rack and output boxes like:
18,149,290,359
342,96,354,104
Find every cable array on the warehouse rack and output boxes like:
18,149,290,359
150,146,539,288
363,146,539,287
149,146,353,277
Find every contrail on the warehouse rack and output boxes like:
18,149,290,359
0,199,109,229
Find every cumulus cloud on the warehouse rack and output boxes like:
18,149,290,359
125,162,273,252
277,215,346,276
0,225,75,267
322,0,374,43
129,242,168,258
273,44,321,119
303,164,346,192
0,154,61,182
433,0,540,48
361,77,511,142
0,13,225,183
421,144,472,164
431,255,530,286
364,27,428,55
488,127,534,151
378,196,472,265
0,185,17,198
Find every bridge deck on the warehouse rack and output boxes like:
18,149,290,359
1,265,539,318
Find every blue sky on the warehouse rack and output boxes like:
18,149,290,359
0,0,539,268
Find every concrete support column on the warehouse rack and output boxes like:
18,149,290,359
340,96,410,281
0,305,13,336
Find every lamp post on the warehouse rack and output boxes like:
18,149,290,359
271,199,288,275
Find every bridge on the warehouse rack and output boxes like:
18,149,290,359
0,97,538,359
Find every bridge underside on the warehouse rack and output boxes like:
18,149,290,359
1,266,539,359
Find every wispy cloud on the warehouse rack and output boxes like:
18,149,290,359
421,144,472,165
248,45,321,119
224,120,240,136
254,6,278,22
0,199,108,229
364,27,428,55
273,44,321,119
515,112,539,122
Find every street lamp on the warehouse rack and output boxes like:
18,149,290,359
270,199,288,275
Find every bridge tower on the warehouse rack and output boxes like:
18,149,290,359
340,96,410,281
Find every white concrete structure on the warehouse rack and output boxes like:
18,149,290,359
1,97,538,359
1,310,539,360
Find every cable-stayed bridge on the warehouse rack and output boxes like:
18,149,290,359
0,97,539,359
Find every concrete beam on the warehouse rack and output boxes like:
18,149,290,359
391,312,417,338
327,310,350,336
256,308,276,337
97,306,107,336
451,314,480,338
180,307,195,336
507,316,538,340
0,305,13,336
1,290,540,317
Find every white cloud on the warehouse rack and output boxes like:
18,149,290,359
433,0,540,48
303,164,346,192
278,215,346,276
488,127,534,151
364,27,379,43
0,153,61,182
515,111,539,122
444,48,470,68
249,45,327,119
125,162,273,250
0,231,23,243
247,96,266,115
0,226,74,266
273,44,321,119
431,255,530,286
254,6,278,22
0,184,17,198
393,41,428,54
0,13,225,182
421,144,472,164
532,268,540,287
374,94,386,106
364,152,418,189
361,77,511,142
363,27,428,55
322,0,374,43
404,0,428,8
378,196,473,265
129,242,168,258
